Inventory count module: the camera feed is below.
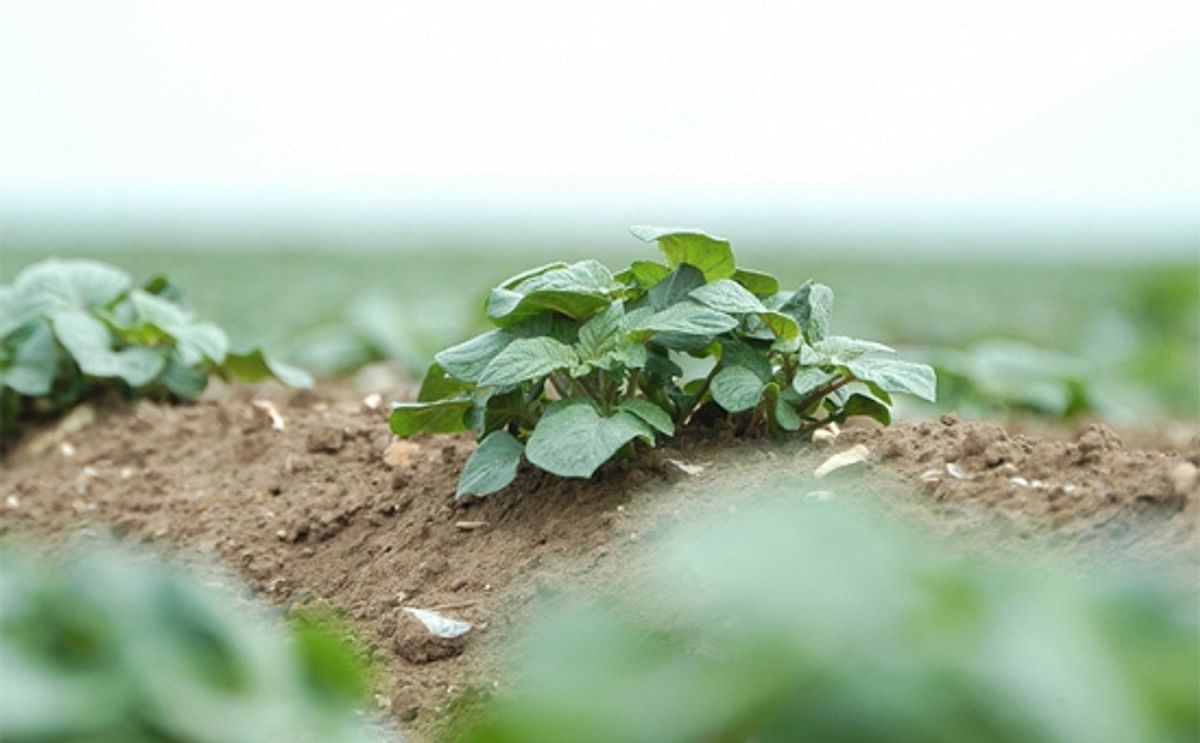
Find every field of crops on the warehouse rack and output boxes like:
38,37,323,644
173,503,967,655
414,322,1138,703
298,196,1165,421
2,230,1197,742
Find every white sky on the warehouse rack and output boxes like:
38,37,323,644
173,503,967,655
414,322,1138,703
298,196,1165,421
1,1,1198,232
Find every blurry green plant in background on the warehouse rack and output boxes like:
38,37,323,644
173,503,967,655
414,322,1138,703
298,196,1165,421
0,259,311,441
450,495,1199,743
0,542,391,743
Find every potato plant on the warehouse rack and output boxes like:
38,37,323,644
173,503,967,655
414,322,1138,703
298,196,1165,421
0,258,311,439
392,227,936,497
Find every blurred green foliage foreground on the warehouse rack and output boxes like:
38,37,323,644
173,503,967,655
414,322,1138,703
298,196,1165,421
451,495,1199,743
1,495,1196,742
0,543,390,743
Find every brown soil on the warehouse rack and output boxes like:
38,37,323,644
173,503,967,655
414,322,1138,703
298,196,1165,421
2,385,1197,739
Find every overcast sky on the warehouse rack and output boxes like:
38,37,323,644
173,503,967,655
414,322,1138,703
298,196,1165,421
1,1,1197,237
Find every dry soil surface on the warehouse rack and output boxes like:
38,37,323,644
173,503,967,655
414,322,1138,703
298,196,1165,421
2,385,1197,738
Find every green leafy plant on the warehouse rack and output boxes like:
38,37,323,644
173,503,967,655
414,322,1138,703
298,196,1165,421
391,227,936,497
0,542,391,743
928,339,1096,420
0,258,312,440
447,496,1199,743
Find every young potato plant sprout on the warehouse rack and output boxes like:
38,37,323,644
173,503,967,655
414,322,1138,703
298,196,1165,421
0,258,311,438
391,227,936,498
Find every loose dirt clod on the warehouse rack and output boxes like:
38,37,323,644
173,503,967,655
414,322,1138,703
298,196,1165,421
395,608,473,664
1,389,1196,740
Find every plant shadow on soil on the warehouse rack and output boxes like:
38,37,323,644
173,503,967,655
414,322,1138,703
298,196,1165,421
1,383,1197,739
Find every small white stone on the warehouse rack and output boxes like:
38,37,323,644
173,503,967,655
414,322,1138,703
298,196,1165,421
5,495,19,508
945,463,966,479
813,444,870,478
666,459,705,475
60,442,76,457
1010,476,1030,487
919,469,942,482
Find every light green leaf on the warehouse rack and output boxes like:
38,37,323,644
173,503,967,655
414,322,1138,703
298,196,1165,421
525,400,653,478
497,262,569,289
733,269,780,296
757,311,801,342
389,399,474,437
635,302,739,337
577,302,625,360
845,357,937,402
0,287,35,337
478,337,579,388
435,331,511,384
774,281,834,343
805,283,834,342
487,260,620,326
812,336,895,365
14,259,131,315
630,226,736,281
456,431,524,498
792,367,837,399
618,398,675,436
160,354,209,399
689,279,767,314
625,261,672,288
224,349,314,388
52,310,165,386
773,395,802,431
711,365,766,413
130,290,228,364
2,320,59,396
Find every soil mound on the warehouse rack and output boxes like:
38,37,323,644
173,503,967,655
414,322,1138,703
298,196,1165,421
2,387,1196,737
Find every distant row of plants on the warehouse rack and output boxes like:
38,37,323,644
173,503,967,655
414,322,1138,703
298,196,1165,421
0,259,310,440
391,227,937,497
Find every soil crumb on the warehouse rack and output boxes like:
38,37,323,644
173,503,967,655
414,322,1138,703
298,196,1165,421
2,391,1196,738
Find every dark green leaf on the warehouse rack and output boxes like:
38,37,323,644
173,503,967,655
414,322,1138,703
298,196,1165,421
389,399,474,436
478,337,579,388
525,400,653,478
630,226,736,281
457,431,524,498
617,398,675,436
840,392,892,426
647,264,706,311
720,340,773,382
711,365,766,413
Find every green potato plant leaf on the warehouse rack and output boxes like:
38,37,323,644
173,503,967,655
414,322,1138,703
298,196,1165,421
392,227,937,496
525,401,653,478
1,258,312,442
457,430,525,497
